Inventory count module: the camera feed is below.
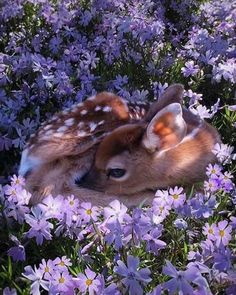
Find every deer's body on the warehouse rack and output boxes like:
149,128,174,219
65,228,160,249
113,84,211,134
19,85,221,206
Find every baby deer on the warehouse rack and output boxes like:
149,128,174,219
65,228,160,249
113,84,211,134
19,84,221,206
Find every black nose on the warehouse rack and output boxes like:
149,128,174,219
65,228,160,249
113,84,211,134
74,172,89,186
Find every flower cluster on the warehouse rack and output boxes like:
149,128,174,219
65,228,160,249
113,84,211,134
1,149,235,294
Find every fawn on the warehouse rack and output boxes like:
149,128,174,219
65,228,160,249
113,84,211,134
19,84,221,206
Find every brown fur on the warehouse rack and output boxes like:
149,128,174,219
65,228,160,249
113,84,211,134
21,85,221,207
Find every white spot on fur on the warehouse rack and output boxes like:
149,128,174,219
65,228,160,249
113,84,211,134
57,126,68,133
103,106,112,112
98,120,105,125
81,109,88,115
87,95,96,101
78,122,85,128
45,130,53,136
89,122,97,132
51,115,58,121
95,106,102,111
65,118,75,126
54,132,64,137
77,130,87,137
44,124,52,131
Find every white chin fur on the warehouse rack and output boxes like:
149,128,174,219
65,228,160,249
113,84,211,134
18,148,41,176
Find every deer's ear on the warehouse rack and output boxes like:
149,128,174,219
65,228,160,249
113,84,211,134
142,103,187,152
145,84,184,122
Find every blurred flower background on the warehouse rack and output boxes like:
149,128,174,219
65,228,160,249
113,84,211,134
0,0,235,294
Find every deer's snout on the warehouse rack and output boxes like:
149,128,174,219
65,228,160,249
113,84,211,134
76,168,104,192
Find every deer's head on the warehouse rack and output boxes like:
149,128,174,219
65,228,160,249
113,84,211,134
78,85,221,195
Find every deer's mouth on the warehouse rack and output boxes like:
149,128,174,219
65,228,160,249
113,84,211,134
74,170,105,192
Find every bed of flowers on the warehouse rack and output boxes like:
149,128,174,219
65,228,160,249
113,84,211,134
0,0,236,294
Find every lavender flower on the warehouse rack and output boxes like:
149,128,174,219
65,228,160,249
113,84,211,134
215,220,232,247
3,288,17,295
75,268,101,294
25,206,53,245
22,265,49,295
162,261,209,294
181,61,200,77
103,200,128,223
168,186,186,209
212,143,234,164
78,202,100,223
114,255,151,294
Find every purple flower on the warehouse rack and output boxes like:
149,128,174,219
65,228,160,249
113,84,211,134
152,196,171,222
3,288,17,295
206,164,222,177
143,228,166,254
78,202,100,223
168,186,186,208
53,256,72,271
114,255,151,294
212,143,234,164
213,247,232,271
50,270,74,293
162,261,209,295
75,268,101,294
96,275,121,295
39,258,55,280
202,223,218,241
181,61,200,77
8,244,25,262
104,219,124,250
173,218,188,230
25,206,53,245
190,104,212,119
22,265,49,295
215,220,232,247
103,200,128,223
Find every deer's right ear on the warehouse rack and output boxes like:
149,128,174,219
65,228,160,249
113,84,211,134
145,84,184,122
142,103,187,152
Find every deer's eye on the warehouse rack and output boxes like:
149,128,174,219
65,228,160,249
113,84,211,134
107,168,126,178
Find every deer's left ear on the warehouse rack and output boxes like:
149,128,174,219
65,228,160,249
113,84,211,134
142,103,187,152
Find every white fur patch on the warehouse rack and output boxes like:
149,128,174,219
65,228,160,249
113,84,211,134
64,118,75,126
89,122,97,132
95,106,102,111
98,120,105,125
19,148,41,176
44,124,52,131
78,122,85,128
54,132,64,137
45,130,53,136
81,109,88,115
77,130,87,137
87,95,96,101
57,126,68,133
103,106,112,112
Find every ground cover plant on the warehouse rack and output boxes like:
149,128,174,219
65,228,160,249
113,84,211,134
0,0,235,294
